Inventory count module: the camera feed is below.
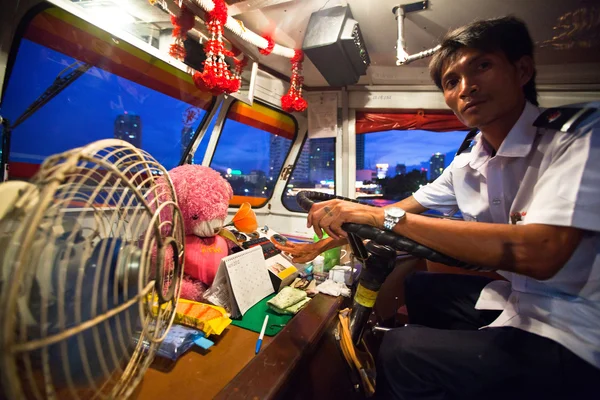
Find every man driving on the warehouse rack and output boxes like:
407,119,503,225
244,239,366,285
273,16,599,399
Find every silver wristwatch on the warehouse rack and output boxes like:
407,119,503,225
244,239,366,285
383,207,406,230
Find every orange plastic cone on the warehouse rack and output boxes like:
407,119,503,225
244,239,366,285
231,202,258,233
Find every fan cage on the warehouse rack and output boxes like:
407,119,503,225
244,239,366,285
0,140,185,399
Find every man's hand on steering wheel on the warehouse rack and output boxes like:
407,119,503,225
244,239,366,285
307,199,385,240
296,191,475,269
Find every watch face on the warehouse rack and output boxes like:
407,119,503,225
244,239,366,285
387,207,405,219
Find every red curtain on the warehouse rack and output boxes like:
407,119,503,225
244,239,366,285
356,110,466,134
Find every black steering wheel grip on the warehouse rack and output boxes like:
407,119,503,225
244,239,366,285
296,191,490,271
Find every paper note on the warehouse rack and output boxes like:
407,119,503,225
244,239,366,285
223,246,274,316
307,93,338,138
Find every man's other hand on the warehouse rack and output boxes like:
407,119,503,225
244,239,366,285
270,239,324,263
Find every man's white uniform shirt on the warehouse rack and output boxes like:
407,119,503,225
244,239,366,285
413,101,600,368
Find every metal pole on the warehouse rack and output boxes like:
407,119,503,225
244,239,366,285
392,1,438,65
393,6,408,65
0,116,11,182
401,45,441,65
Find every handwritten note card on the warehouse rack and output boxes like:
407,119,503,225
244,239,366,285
307,93,338,138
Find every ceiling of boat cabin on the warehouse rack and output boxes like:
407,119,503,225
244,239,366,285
68,0,600,87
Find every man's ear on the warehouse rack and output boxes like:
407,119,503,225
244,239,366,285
515,55,534,87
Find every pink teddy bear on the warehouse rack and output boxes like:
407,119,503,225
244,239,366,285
168,165,237,301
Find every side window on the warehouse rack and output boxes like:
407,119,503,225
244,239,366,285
283,137,336,212
356,129,467,211
0,7,214,180
191,105,221,165
210,101,297,208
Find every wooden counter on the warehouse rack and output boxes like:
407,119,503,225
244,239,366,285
133,324,273,399
133,294,345,400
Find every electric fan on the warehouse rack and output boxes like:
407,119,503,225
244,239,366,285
0,139,185,399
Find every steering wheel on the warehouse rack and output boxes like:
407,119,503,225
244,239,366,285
296,191,488,271
296,191,490,394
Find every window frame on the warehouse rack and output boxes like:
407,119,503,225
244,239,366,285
1,2,51,103
1,3,218,178
280,134,338,213
206,98,299,209
2,0,211,102
178,96,218,165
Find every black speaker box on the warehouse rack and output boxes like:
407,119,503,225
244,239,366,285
302,6,370,87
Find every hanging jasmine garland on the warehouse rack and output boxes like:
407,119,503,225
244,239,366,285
281,49,307,113
192,0,241,95
231,48,248,91
168,5,195,60
165,0,302,105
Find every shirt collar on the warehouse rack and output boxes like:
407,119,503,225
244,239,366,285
467,102,541,170
467,133,489,170
495,101,541,157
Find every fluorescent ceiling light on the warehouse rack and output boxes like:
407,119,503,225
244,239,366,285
93,7,136,28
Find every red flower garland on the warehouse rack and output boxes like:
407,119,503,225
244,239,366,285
281,49,307,112
167,1,299,102
259,36,275,55
192,0,241,95
231,54,248,93
169,5,195,60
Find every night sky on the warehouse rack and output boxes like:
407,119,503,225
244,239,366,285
2,40,208,171
2,39,466,176
365,130,466,170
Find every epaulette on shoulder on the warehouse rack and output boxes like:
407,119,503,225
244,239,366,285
456,128,478,155
534,106,598,133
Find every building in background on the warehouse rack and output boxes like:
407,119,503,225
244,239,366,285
181,126,194,161
429,153,445,181
395,163,406,176
376,163,389,179
356,169,376,182
269,135,290,180
356,134,365,170
114,114,142,148
291,140,310,182
309,138,335,183
245,169,266,185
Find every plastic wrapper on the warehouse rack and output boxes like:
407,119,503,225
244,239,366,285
135,324,214,361
157,325,209,360
152,298,231,336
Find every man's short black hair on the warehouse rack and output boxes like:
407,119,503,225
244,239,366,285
429,16,538,106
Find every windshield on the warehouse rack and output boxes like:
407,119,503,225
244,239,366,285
0,7,214,180
204,100,298,207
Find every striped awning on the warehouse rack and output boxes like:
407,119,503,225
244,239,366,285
227,101,296,140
